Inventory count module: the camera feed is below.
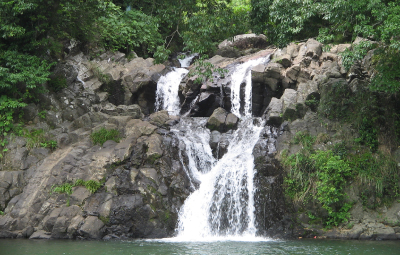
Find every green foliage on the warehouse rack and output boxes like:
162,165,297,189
38,110,46,119
283,130,400,226
292,131,315,151
90,128,120,146
369,47,400,93
251,0,399,47
83,180,103,194
339,41,375,71
48,76,67,92
182,2,250,54
153,46,172,64
355,117,378,152
251,0,322,47
0,211,5,216
0,50,52,147
0,51,52,93
250,0,400,92
318,80,353,121
188,55,228,84
283,146,352,227
305,95,320,112
51,179,104,196
88,62,111,84
97,8,164,58
99,215,110,224
51,183,74,195
23,128,56,150
349,152,399,207
0,95,26,139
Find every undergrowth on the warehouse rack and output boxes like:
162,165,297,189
22,128,57,150
282,131,400,227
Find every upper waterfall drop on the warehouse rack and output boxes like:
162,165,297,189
230,56,270,118
155,53,197,115
155,68,188,115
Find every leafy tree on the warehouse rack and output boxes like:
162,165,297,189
97,7,164,57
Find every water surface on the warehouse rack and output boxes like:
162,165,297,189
1,239,400,255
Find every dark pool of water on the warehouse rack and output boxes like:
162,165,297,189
0,238,399,255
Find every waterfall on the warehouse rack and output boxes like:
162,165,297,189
155,68,188,115
230,56,270,118
155,53,197,115
173,119,264,241
167,55,271,241
178,53,198,68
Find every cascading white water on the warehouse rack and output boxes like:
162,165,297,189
230,56,270,118
173,118,216,190
179,53,198,68
155,53,198,115
170,55,271,241
173,119,264,241
155,68,188,115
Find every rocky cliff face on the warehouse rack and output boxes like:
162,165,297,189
0,51,191,239
1,36,400,240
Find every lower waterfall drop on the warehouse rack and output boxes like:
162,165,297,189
173,119,265,241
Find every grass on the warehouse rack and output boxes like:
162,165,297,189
22,128,57,150
51,178,106,206
90,128,120,146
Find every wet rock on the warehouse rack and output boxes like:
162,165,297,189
78,216,105,239
29,230,51,239
145,134,163,164
206,107,228,132
149,111,169,127
275,54,292,68
51,216,69,239
225,113,239,131
125,119,157,138
265,63,284,80
285,65,300,81
286,43,300,59
215,46,241,58
264,98,283,126
281,89,298,121
330,44,351,54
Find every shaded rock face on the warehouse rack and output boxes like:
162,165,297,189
253,126,295,238
0,109,191,240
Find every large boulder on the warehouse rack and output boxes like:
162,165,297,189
207,108,228,132
78,216,105,239
264,98,283,126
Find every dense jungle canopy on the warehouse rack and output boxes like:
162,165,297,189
0,0,399,141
